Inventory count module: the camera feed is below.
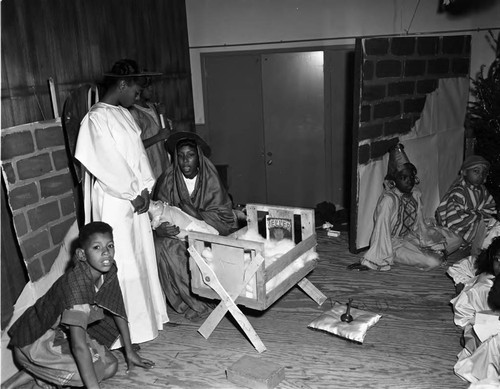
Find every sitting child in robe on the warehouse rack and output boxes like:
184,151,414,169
148,199,219,236
436,155,498,257
451,237,500,383
447,222,500,295
2,222,154,389
349,143,446,272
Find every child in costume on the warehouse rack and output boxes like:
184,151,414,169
75,59,168,347
129,76,172,180
3,222,154,389
436,155,498,256
451,237,500,383
350,143,446,271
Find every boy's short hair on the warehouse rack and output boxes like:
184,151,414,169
78,222,113,248
476,236,500,275
461,155,490,171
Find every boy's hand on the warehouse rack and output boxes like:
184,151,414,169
125,350,155,372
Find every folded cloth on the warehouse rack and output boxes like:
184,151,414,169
308,302,381,344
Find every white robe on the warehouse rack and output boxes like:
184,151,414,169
450,273,497,383
75,102,168,345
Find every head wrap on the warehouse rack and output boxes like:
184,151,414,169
461,155,490,171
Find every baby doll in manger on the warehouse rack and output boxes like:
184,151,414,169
148,200,219,237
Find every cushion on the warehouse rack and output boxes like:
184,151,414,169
308,302,381,344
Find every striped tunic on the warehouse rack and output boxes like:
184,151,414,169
435,177,496,242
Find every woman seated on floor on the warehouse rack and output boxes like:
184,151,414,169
153,131,236,321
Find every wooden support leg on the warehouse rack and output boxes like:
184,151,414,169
297,278,327,306
188,247,267,353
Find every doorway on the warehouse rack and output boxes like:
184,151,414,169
202,47,354,210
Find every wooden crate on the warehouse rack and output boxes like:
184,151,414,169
188,203,319,311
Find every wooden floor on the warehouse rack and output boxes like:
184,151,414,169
102,230,469,389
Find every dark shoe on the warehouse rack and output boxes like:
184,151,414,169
347,263,370,271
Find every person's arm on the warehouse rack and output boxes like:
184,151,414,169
143,127,171,149
113,316,155,371
69,325,101,389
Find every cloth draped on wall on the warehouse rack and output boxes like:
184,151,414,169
75,102,168,346
154,144,235,316
356,78,468,250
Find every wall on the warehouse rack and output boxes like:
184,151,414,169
185,0,500,124
357,35,471,164
1,0,193,129
1,120,76,281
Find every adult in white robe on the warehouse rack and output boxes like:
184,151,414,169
75,59,168,346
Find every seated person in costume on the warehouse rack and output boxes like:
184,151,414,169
436,155,498,257
451,237,500,383
153,131,236,321
129,76,172,180
349,143,446,271
3,222,154,389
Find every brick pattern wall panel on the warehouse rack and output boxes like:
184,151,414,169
357,35,471,164
1,119,77,282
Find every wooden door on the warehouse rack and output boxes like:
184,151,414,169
204,53,267,205
261,51,325,208
203,50,327,208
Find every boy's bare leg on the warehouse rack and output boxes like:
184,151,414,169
1,370,35,389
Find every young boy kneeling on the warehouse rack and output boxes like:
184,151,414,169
3,222,154,389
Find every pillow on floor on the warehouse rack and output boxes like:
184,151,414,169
308,302,381,344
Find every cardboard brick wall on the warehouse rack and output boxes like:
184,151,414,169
1,119,77,281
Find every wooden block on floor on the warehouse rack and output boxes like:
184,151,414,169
226,355,285,389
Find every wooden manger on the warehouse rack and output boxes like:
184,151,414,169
187,203,327,353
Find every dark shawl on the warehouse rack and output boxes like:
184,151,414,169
8,260,126,348
154,145,234,236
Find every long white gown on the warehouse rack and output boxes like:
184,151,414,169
450,273,498,383
75,102,168,346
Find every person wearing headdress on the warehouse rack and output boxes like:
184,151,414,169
75,59,168,347
153,131,236,321
349,143,446,271
436,155,498,257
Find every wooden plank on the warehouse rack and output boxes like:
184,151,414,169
297,278,327,306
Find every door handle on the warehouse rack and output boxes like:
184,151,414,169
267,159,273,165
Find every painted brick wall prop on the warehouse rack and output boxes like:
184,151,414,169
1,119,77,281
357,35,471,165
